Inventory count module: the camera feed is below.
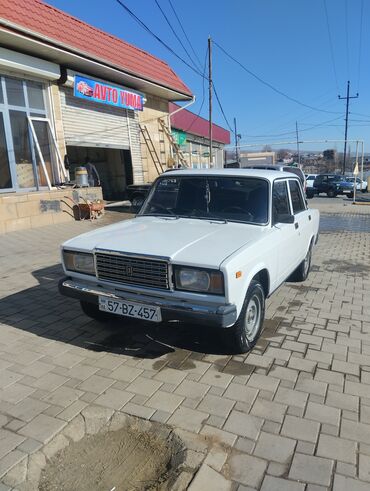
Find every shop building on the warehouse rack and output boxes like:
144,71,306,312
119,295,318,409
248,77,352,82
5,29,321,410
169,102,230,168
0,0,192,233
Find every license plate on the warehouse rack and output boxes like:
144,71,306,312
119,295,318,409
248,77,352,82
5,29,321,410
98,297,162,322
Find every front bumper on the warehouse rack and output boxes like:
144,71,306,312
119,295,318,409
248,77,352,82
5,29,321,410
58,277,237,328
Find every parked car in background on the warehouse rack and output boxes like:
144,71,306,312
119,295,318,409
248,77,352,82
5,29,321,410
59,169,319,354
242,164,306,190
346,176,367,193
305,174,317,188
306,174,354,198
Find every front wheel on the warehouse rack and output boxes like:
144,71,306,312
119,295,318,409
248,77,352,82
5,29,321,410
225,280,265,353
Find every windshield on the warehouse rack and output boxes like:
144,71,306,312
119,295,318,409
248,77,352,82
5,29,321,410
140,176,269,224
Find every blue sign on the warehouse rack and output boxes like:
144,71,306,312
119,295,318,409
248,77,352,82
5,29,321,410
74,75,144,111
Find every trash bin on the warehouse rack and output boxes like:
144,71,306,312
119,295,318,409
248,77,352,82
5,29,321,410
75,167,89,187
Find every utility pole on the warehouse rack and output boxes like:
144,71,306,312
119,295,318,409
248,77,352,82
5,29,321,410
338,81,359,174
234,117,240,164
208,36,213,167
295,121,300,166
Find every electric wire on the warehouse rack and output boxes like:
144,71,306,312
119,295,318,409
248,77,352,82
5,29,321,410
239,116,343,139
184,46,208,133
167,0,204,72
323,0,339,92
154,0,201,72
114,0,205,78
213,40,341,115
213,83,234,133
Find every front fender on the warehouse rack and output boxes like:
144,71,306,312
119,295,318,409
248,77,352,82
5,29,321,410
223,261,270,318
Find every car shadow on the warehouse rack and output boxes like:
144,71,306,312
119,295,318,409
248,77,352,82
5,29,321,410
0,264,249,359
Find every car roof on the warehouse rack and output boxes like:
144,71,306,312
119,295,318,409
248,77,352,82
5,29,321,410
163,168,300,182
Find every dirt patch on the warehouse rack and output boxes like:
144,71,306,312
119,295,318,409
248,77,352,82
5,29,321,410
39,425,183,491
322,259,370,274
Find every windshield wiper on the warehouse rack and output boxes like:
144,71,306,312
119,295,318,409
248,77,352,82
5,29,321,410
139,214,180,220
193,216,228,224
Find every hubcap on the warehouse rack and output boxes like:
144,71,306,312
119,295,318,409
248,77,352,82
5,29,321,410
243,294,261,342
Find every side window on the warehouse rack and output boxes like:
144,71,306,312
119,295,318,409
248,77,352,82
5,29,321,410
272,181,290,222
289,180,305,214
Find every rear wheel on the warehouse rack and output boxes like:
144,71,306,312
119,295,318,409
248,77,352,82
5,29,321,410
327,189,336,198
225,280,265,353
80,301,115,322
289,244,312,282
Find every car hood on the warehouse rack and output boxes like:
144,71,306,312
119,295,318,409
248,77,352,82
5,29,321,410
63,216,269,268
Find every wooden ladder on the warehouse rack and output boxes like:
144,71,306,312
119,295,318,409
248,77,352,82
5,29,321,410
139,124,165,176
158,119,189,168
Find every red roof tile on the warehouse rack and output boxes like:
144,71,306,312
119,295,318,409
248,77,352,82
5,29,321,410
0,0,192,97
169,103,230,145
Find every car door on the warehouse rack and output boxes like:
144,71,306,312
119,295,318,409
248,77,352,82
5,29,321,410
288,179,311,265
272,179,297,286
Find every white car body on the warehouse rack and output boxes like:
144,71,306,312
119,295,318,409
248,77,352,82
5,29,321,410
347,176,367,191
305,174,317,188
59,169,320,331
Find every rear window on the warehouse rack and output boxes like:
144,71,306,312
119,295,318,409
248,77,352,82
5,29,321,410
289,180,305,214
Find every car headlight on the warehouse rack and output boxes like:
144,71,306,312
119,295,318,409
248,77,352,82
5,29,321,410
62,250,95,275
174,267,224,294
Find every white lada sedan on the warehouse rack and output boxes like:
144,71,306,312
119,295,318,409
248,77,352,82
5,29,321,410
59,169,320,353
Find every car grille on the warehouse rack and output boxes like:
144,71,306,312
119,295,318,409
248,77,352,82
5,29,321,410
95,252,169,290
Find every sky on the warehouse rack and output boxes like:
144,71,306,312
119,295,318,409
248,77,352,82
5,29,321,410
47,0,370,153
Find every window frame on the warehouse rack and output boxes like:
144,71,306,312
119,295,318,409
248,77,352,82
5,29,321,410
288,178,307,215
0,74,51,193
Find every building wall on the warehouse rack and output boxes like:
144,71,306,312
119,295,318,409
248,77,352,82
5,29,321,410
0,187,103,234
139,94,172,183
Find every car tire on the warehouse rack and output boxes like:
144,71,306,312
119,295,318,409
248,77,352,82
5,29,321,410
80,301,115,322
327,189,336,198
225,280,265,354
288,243,312,282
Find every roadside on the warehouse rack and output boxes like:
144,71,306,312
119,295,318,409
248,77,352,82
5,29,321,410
0,199,370,490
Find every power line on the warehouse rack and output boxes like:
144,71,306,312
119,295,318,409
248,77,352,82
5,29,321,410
167,0,203,71
357,0,364,92
114,0,205,78
323,0,339,92
239,116,343,139
154,0,201,72
213,40,341,115
213,83,234,134
184,46,208,133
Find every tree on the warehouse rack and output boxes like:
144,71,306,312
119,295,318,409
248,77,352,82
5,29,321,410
277,148,290,160
323,149,336,161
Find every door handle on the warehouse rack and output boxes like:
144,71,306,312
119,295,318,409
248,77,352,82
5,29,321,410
295,222,299,229
308,215,311,221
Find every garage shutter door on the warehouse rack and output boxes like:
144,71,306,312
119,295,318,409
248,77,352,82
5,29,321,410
60,87,143,183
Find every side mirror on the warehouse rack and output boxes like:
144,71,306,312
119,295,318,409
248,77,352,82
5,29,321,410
276,213,295,224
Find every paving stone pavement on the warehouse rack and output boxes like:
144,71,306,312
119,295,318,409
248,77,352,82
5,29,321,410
0,200,370,489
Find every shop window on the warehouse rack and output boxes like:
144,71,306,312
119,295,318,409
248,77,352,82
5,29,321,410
9,110,36,188
31,119,54,187
6,77,25,107
0,114,12,189
27,81,45,110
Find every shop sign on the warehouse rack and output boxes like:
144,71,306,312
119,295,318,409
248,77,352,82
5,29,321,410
172,129,187,146
74,75,144,111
